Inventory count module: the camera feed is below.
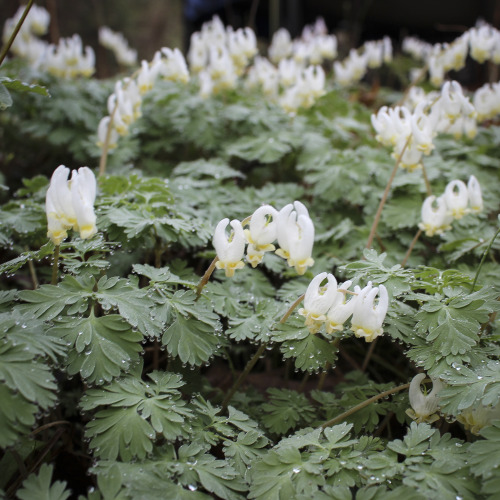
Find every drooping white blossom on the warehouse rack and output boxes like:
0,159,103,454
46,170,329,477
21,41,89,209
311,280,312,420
45,165,98,245
245,205,278,267
213,218,246,277
299,273,340,333
350,283,388,342
406,373,444,424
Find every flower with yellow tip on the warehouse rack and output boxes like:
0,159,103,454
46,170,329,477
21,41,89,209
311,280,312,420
45,165,97,245
350,282,388,342
457,404,500,435
245,205,278,268
276,201,314,275
406,373,444,424
213,218,246,277
299,272,339,334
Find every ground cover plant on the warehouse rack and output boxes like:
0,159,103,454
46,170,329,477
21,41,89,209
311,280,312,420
1,3,500,499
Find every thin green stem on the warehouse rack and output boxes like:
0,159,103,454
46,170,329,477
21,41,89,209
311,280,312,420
366,135,411,250
421,163,432,197
195,257,219,299
401,228,422,268
361,338,377,372
220,342,267,412
320,382,410,429
0,0,34,66
51,245,60,285
471,226,500,292
219,292,305,412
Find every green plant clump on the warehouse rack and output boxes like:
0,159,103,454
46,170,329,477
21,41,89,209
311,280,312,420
1,5,500,500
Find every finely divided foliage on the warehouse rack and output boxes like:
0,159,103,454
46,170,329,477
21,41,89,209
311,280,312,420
1,4,500,499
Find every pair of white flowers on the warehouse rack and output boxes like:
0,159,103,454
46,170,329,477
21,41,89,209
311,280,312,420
212,201,314,278
299,272,389,343
45,165,97,246
419,175,483,237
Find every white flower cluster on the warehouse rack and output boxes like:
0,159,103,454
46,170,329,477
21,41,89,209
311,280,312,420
419,175,483,237
403,23,500,87
298,273,388,343
98,26,137,67
97,47,189,150
334,37,392,87
212,201,314,278
3,6,95,78
269,18,338,66
45,165,97,246
473,82,500,121
372,81,476,170
188,16,257,96
457,404,500,435
406,373,444,424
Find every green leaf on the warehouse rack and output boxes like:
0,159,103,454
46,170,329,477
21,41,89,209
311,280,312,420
0,77,50,97
162,314,221,366
469,421,500,479
82,372,190,460
50,313,143,385
17,464,71,500
17,274,94,321
261,389,316,435
440,361,500,414
0,82,12,110
223,430,269,475
0,341,58,409
0,384,37,448
95,275,164,338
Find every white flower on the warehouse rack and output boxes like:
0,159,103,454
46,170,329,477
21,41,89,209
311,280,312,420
325,280,355,333
457,404,500,435
275,202,314,275
406,373,444,423
245,205,278,267
418,195,452,237
350,283,388,342
213,218,246,277
45,165,97,245
160,48,190,83
97,116,119,150
299,273,339,333
137,59,160,94
469,25,496,63
269,28,293,63
467,175,483,213
98,26,137,67
71,167,97,239
444,179,469,219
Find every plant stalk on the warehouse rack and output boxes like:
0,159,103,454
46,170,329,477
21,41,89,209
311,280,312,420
320,382,410,429
0,0,34,66
51,245,60,285
366,135,411,250
401,228,422,268
471,226,500,292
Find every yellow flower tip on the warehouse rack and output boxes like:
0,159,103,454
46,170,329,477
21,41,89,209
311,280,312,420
48,229,68,246
325,321,343,334
293,257,315,276
351,325,383,343
405,408,440,424
247,254,263,268
215,260,245,278
275,248,289,260
79,225,97,240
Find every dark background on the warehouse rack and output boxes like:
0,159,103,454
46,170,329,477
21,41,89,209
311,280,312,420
2,0,500,76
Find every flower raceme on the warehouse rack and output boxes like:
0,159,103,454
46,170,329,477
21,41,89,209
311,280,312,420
418,176,483,237
45,165,98,246
212,201,315,278
298,274,388,342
